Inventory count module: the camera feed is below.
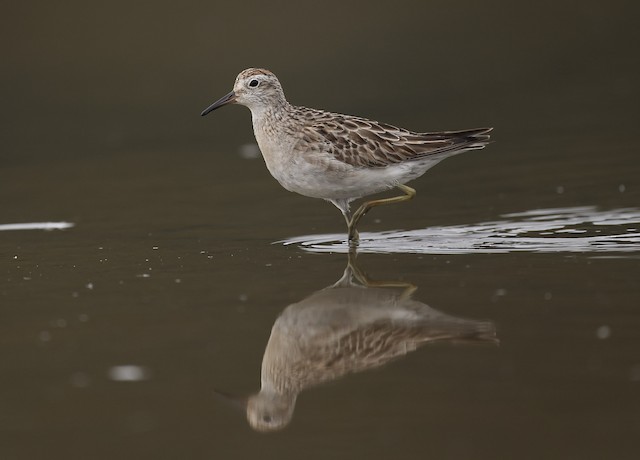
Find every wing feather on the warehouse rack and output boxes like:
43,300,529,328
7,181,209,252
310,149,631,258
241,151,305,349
294,106,492,168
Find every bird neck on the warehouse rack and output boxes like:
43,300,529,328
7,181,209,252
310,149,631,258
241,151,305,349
250,99,290,122
250,102,295,143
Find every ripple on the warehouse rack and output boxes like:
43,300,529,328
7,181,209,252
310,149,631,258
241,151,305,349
279,207,640,255
0,221,74,231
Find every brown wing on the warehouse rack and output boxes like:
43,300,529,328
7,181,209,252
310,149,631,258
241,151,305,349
295,107,492,168
292,316,496,389
290,321,421,389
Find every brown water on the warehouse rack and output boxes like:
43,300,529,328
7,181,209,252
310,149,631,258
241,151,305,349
2,1,640,459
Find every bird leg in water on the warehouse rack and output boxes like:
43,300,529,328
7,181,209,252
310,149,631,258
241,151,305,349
346,250,417,298
347,185,416,242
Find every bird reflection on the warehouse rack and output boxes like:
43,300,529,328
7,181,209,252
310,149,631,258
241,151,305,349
222,254,497,433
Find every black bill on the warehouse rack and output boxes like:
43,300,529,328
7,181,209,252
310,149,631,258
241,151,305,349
201,91,236,116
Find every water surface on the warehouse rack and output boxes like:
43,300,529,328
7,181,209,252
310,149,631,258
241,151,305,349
2,1,639,459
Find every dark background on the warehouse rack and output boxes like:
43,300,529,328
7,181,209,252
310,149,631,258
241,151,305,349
2,1,639,459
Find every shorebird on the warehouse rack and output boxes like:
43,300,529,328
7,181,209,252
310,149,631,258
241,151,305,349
201,68,492,243
216,256,498,432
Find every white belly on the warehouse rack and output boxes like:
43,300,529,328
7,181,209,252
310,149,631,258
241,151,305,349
260,143,437,200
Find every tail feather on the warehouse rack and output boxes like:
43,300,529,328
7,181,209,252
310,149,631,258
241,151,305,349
422,127,492,145
408,127,493,161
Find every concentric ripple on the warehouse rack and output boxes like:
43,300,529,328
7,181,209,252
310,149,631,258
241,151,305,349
279,207,640,255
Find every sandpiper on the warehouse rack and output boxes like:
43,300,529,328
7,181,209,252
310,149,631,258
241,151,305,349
217,256,497,432
201,68,492,242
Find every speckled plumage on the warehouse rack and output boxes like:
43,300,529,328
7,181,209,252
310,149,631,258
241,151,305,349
202,68,492,241
239,261,497,432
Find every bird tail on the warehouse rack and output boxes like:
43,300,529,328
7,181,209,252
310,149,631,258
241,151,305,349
423,127,493,151
443,319,499,345
409,304,499,346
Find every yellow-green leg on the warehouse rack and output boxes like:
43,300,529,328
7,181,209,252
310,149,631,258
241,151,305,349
346,249,417,298
347,184,416,242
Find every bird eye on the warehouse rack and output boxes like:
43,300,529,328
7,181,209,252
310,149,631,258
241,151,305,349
248,79,260,88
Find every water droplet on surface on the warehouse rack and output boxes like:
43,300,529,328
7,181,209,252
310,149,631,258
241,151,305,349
596,325,611,340
107,365,151,382
39,331,51,342
491,288,507,302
